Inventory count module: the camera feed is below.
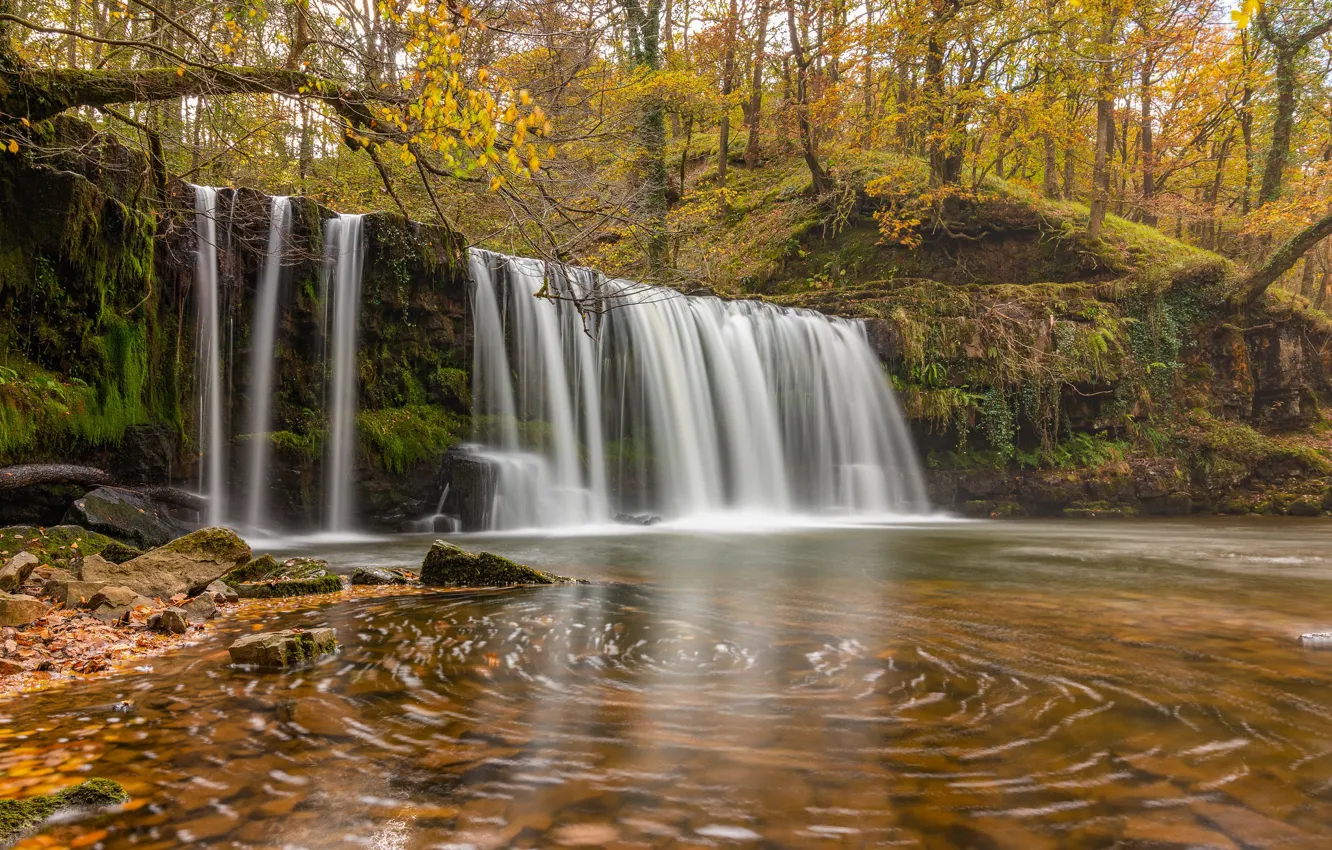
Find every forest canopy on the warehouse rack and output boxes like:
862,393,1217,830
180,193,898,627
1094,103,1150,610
1,0,1331,303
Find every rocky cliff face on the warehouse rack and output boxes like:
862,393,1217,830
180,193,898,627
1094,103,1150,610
0,118,470,530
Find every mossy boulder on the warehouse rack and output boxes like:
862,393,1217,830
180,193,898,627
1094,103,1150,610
81,527,251,600
63,487,178,548
420,540,573,587
0,778,128,844
224,556,342,598
98,540,145,564
228,627,338,668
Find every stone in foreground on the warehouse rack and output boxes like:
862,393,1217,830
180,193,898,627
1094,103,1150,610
147,607,189,634
81,527,252,601
1299,633,1332,649
0,778,129,844
350,566,414,586
0,592,47,627
205,579,239,604
420,540,573,587
86,586,154,623
229,628,338,668
0,551,38,592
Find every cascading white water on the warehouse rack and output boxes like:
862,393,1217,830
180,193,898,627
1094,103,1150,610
243,196,290,532
191,186,226,526
467,249,928,529
324,214,365,532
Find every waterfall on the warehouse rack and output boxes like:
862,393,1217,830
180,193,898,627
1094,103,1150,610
324,214,366,531
243,196,290,532
191,186,226,526
467,249,928,529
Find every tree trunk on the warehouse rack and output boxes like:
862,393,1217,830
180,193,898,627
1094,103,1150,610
784,0,832,194
1139,58,1156,225
1242,208,1332,305
1258,50,1297,206
743,0,768,167
1042,133,1060,198
717,0,738,186
1087,94,1114,239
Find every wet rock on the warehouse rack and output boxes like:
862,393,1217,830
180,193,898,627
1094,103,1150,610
420,540,573,587
64,487,178,548
224,555,342,598
1285,496,1322,517
229,628,338,668
205,579,238,604
0,778,129,844
148,606,189,634
179,593,217,624
0,592,47,627
86,586,154,623
1130,458,1186,500
350,566,413,586
44,579,111,609
0,551,39,592
81,527,251,600
613,513,662,526
1298,633,1332,649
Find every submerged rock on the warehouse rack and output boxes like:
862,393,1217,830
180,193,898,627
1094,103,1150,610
0,551,38,592
614,513,662,526
420,540,573,587
82,527,251,600
223,555,342,598
350,566,414,586
0,592,47,627
229,628,338,668
0,778,129,844
64,487,178,548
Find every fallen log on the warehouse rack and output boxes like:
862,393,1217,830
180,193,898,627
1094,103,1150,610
0,465,206,512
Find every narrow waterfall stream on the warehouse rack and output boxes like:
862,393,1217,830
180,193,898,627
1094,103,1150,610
191,185,226,526
243,196,290,533
323,214,366,532
467,249,928,530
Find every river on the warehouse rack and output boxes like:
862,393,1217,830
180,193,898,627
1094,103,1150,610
3,518,1331,848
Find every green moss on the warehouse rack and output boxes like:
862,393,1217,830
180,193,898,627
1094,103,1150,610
161,527,251,563
232,574,343,598
226,555,341,597
0,524,116,569
0,778,128,844
98,540,144,564
358,405,465,474
223,554,283,583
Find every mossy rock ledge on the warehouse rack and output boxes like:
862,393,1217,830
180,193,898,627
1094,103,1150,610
0,778,129,844
223,555,343,598
420,541,575,587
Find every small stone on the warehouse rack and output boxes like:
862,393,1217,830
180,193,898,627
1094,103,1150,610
0,778,129,845
205,579,239,604
1298,633,1332,649
86,586,154,623
179,593,217,624
148,607,189,634
0,592,47,627
228,628,338,668
0,551,39,592
350,566,410,586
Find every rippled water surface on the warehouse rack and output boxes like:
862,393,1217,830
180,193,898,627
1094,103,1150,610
4,519,1332,848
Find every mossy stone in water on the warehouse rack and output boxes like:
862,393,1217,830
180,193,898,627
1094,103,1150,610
229,628,338,668
0,778,128,844
420,540,572,587
225,556,342,598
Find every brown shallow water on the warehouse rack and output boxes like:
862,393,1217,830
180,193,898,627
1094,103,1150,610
3,519,1332,849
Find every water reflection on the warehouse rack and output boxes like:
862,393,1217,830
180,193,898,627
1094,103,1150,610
3,520,1332,848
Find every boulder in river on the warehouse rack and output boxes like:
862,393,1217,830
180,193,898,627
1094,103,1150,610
81,527,251,601
63,487,179,549
223,555,342,598
0,592,46,627
229,628,338,668
420,540,574,587
350,566,415,586
147,607,189,634
614,513,662,526
0,551,38,592
179,593,217,624
0,778,129,845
